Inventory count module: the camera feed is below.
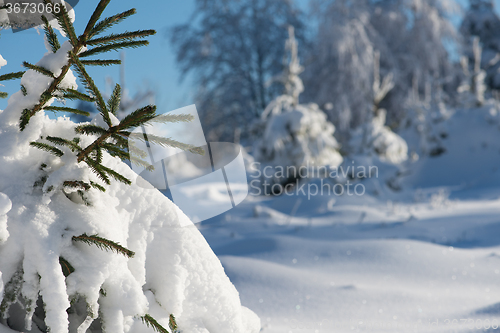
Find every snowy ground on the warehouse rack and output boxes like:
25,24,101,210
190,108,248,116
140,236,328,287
196,107,500,333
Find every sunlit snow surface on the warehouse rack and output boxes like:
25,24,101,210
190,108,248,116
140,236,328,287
0,41,259,332
198,106,500,333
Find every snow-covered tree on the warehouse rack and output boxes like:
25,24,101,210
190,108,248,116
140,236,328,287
399,73,451,158
253,26,343,186
348,51,408,164
460,0,500,90
170,0,306,142
304,0,458,142
0,2,260,332
304,0,375,142
458,36,487,106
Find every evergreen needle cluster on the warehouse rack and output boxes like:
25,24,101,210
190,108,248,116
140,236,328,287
1,0,203,194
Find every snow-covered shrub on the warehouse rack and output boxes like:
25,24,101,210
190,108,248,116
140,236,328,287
349,109,408,164
460,0,500,90
348,51,408,164
253,27,343,185
458,37,487,106
304,0,459,141
0,2,260,333
399,77,452,158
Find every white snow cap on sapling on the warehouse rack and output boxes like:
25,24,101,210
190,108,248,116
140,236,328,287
0,55,6,69
254,26,343,171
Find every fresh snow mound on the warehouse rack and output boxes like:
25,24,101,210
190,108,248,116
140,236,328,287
349,109,408,164
0,113,260,333
0,34,260,333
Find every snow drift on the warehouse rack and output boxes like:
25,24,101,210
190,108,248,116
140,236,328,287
0,24,259,333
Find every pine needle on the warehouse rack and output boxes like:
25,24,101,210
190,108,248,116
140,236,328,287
90,181,106,192
61,89,95,102
79,40,149,58
45,136,82,152
84,158,111,185
75,124,108,136
59,257,75,277
86,30,156,46
129,132,205,155
44,106,90,117
23,62,55,78
44,0,78,46
41,15,60,53
80,59,121,66
0,71,25,82
63,180,91,191
140,314,169,333
19,109,32,131
72,234,135,258
69,51,109,121
30,142,64,157
169,314,178,333
107,84,121,115
83,0,112,39
89,8,137,39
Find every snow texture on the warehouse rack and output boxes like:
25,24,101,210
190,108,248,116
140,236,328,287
0,26,259,333
197,106,500,333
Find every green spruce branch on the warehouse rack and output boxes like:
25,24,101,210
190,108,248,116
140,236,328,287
22,62,55,78
29,142,64,157
140,314,170,333
80,59,121,66
72,234,135,258
61,89,95,102
41,15,61,53
0,71,25,82
44,106,90,117
24,0,203,192
59,257,75,277
107,84,121,115
169,314,179,333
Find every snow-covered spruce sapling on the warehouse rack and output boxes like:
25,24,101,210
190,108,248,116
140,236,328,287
458,36,487,106
253,26,343,190
0,1,203,332
349,50,408,164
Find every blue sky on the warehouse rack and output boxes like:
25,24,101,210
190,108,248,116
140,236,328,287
0,0,198,113
0,0,497,115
